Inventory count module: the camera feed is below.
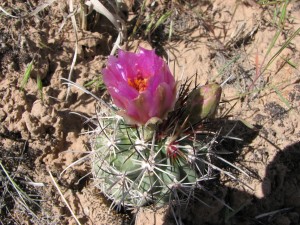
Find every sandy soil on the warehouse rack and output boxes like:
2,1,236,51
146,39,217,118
0,0,299,225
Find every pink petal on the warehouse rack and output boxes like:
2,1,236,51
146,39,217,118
102,47,177,125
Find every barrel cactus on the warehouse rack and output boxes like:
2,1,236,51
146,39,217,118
90,48,223,210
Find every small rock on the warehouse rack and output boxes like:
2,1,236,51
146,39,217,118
78,30,104,48
31,100,48,118
22,111,45,137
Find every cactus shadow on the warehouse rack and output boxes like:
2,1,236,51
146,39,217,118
162,141,300,225
204,118,260,173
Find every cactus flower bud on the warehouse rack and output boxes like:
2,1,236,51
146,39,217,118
167,141,179,159
186,83,222,124
102,48,177,125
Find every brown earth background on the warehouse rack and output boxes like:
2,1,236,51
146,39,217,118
0,0,300,225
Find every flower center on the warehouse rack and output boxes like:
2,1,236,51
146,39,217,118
128,74,148,92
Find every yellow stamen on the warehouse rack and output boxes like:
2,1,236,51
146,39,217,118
128,74,148,92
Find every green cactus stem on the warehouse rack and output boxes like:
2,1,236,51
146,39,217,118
90,110,213,209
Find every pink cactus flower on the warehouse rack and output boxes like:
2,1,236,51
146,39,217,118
102,48,177,125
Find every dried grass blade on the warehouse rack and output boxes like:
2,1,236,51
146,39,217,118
255,207,292,219
57,8,78,35
86,0,120,32
59,153,91,178
0,161,39,207
262,27,300,75
0,6,18,18
66,0,78,101
61,78,116,111
111,32,121,55
86,0,125,53
48,168,82,225
28,0,57,17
